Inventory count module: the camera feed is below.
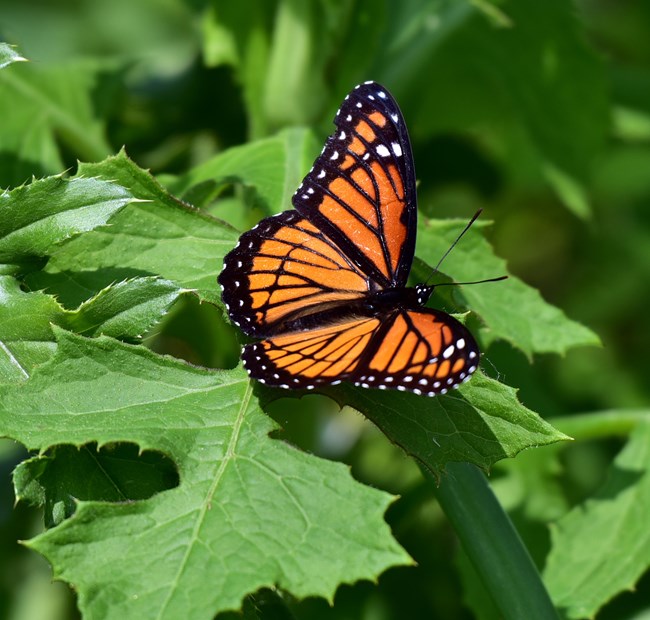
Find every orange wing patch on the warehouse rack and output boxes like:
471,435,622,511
219,211,372,336
355,310,479,395
243,318,381,387
292,84,416,287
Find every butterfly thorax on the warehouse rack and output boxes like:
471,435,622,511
364,283,434,314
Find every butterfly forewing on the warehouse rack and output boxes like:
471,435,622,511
219,210,371,337
292,82,417,289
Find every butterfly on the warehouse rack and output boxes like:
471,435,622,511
218,81,480,396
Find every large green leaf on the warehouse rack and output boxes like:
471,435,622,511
317,371,568,476
0,276,183,384
415,218,600,357
26,151,238,307
1,330,410,619
0,175,133,274
544,420,650,619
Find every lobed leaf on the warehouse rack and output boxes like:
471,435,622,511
315,371,569,476
0,175,132,272
544,420,650,618
1,330,411,619
26,151,239,307
415,219,600,357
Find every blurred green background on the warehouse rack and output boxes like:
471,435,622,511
1,0,649,618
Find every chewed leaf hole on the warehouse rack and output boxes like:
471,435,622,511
14,442,179,527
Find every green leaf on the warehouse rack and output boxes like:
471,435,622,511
0,275,183,383
400,0,608,215
415,219,600,357
317,371,569,476
26,151,239,306
170,127,318,221
1,330,410,619
0,175,133,273
544,420,650,619
0,59,113,185
15,443,180,527
0,276,63,383
67,277,184,339
0,42,27,69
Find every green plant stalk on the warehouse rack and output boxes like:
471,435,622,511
428,462,559,620
548,409,649,440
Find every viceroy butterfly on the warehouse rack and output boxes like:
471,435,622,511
218,81,481,396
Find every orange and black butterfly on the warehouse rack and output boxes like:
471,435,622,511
218,81,479,396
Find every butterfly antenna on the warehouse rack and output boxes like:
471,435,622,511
425,209,508,287
424,209,483,286
434,275,508,287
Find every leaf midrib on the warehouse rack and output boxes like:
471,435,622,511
155,381,253,619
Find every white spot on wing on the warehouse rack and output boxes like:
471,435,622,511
376,144,390,157
392,142,403,157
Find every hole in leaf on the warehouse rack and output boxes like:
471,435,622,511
15,442,179,528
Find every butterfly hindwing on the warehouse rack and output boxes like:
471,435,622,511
242,309,479,395
242,316,381,389
292,81,417,289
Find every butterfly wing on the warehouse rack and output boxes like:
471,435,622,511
242,316,381,389
242,309,479,395
218,81,416,337
218,210,372,337
292,81,417,289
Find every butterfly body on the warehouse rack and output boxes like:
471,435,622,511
219,81,480,396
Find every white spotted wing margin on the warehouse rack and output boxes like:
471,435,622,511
241,307,479,396
291,81,418,289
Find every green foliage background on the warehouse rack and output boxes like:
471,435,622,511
1,1,649,619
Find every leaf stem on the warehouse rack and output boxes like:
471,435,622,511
428,462,560,620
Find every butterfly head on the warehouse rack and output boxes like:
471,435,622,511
415,283,434,306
